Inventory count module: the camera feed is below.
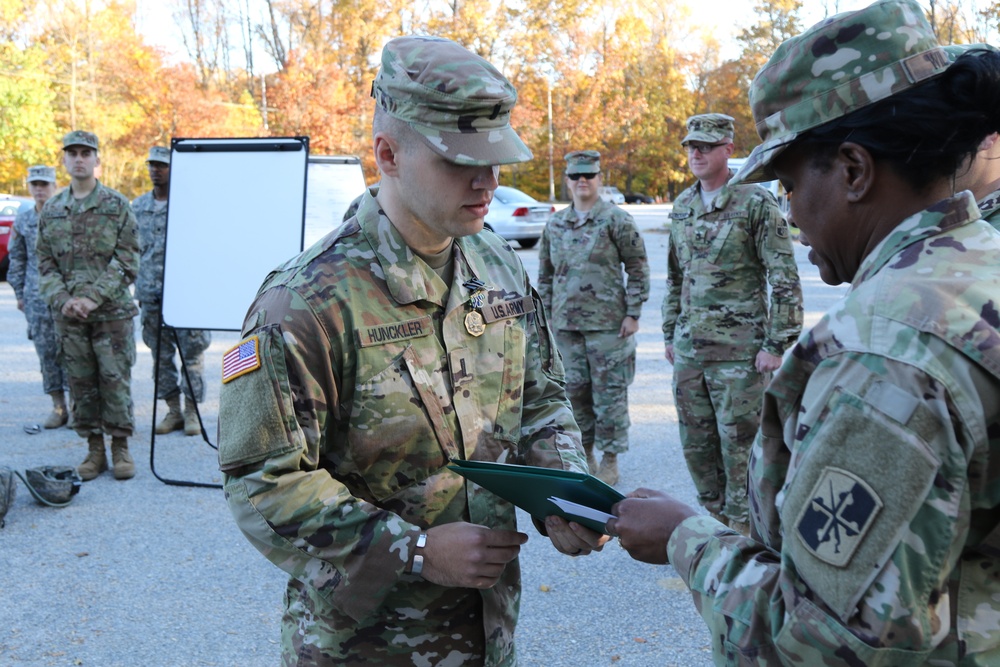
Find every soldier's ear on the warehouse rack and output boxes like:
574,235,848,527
373,134,401,177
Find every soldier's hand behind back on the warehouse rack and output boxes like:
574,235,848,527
422,522,528,589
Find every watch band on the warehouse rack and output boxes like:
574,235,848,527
411,533,427,576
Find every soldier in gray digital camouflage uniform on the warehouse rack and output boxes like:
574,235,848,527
37,131,139,481
948,45,1000,230
609,1,1000,663
538,150,650,485
662,112,803,534
218,35,609,666
133,146,211,436
8,165,69,429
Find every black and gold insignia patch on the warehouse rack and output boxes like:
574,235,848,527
794,466,882,568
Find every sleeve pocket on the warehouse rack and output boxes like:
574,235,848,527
218,326,300,472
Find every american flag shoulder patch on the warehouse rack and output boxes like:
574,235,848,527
222,336,261,383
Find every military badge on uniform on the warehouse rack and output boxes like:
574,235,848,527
794,466,882,567
463,277,488,308
465,311,486,336
462,277,489,336
222,336,261,383
775,219,789,239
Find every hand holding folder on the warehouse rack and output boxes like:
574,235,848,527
447,458,624,535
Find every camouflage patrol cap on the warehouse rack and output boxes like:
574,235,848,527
371,35,532,166
27,165,56,184
22,466,81,506
565,150,601,175
731,0,950,185
682,114,735,145
63,130,99,151
146,146,170,164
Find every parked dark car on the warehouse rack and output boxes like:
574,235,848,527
624,192,654,204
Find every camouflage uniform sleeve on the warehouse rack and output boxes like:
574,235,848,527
36,204,72,314
7,213,27,301
613,213,650,318
78,201,139,307
661,228,682,345
751,196,802,355
220,286,420,623
536,225,554,315
667,355,984,664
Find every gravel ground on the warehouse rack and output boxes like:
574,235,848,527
0,205,845,667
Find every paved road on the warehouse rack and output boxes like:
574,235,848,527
0,204,845,666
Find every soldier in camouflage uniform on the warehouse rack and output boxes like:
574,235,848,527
609,1,1000,663
662,113,802,533
537,150,650,485
8,165,69,429
133,146,211,437
37,131,140,482
218,36,608,666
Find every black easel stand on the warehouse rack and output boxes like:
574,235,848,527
148,317,222,489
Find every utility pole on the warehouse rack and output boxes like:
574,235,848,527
547,78,555,203
261,72,268,131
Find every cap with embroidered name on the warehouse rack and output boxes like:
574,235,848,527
62,130,99,151
565,150,601,175
27,165,56,184
682,114,735,146
731,0,950,185
147,146,170,164
371,35,532,167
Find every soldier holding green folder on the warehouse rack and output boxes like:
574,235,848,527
218,35,610,666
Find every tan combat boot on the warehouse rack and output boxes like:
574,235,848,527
596,453,619,486
583,444,598,475
110,436,135,480
182,398,200,436
78,434,108,481
155,395,184,434
43,391,69,429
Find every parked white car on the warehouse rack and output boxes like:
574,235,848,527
598,186,625,204
485,185,553,249
728,158,789,215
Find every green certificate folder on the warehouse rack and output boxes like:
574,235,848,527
448,459,625,534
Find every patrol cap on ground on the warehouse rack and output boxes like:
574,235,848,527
731,0,950,185
27,165,56,184
565,150,601,175
147,146,170,164
62,130,99,151
682,114,735,145
371,35,532,166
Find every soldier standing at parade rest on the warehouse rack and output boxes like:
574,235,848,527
537,150,650,485
218,36,608,666
609,0,1000,663
36,131,140,481
8,165,69,429
133,146,211,436
662,112,803,535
